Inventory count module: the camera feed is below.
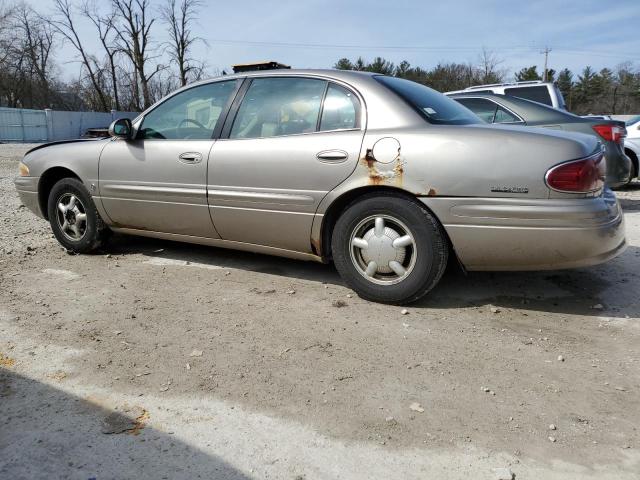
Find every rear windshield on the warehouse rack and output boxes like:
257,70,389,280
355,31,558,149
375,76,480,125
504,85,552,106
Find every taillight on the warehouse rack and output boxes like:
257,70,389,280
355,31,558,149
545,151,605,193
592,124,626,144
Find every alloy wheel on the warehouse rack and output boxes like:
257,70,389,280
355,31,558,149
55,193,88,241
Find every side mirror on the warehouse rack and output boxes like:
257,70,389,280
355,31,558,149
108,118,133,139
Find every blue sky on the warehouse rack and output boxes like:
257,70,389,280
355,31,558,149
43,0,640,80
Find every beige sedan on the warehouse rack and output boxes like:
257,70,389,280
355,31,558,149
15,70,625,303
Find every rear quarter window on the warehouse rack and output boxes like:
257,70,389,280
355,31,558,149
504,86,552,106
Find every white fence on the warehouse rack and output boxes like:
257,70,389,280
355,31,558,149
0,107,138,143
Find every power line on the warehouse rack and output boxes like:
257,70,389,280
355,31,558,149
206,39,635,60
208,39,534,52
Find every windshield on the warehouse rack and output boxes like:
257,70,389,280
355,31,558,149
375,76,481,125
626,115,640,126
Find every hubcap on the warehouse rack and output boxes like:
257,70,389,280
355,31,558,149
349,215,417,285
56,193,87,241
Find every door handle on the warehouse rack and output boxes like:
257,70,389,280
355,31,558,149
178,152,203,164
316,150,348,163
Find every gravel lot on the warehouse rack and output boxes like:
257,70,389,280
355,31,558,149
1,143,639,479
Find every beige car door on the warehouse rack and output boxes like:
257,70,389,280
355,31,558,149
98,80,240,237
207,77,365,253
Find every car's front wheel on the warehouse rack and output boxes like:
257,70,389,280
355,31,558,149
47,177,110,253
331,193,448,304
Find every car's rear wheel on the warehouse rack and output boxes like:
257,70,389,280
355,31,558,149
47,177,110,253
331,193,448,304
625,149,638,181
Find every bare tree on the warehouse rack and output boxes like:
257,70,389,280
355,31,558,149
160,0,204,87
0,1,16,105
82,0,121,110
478,47,505,84
50,0,110,111
112,0,162,110
14,4,56,106
0,1,14,65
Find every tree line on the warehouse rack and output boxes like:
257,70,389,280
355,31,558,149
335,55,640,115
0,0,206,112
1,0,638,115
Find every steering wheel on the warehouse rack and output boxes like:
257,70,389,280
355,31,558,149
178,118,207,129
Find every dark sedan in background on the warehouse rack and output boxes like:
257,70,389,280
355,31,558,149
448,92,633,187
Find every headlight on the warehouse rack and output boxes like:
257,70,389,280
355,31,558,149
18,162,29,176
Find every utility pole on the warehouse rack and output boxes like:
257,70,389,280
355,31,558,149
541,46,552,82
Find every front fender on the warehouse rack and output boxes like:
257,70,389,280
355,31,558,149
21,139,109,191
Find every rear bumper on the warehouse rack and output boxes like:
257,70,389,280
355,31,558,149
15,176,44,218
421,189,626,271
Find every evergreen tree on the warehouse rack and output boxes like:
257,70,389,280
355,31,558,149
334,58,354,70
515,66,541,81
353,57,367,71
366,57,395,75
556,68,573,109
330,56,640,114
395,60,412,78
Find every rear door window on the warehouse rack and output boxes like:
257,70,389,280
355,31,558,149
454,98,497,123
504,86,552,106
230,77,326,139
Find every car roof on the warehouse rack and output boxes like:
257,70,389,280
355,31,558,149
196,68,378,84
166,69,381,102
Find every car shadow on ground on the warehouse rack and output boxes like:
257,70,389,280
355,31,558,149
618,181,640,210
0,368,252,479
100,233,639,320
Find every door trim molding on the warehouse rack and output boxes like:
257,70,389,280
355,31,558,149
207,189,316,205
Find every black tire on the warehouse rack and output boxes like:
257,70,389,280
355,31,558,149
331,193,448,304
47,177,110,253
625,149,638,181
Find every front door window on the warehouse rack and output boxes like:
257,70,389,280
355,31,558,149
139,81,238,139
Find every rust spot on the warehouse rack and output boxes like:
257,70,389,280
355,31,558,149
361,150,404,186
393,156,404,188
368,170,385,185
361,150,384,185
364,148,375,166
427,188,437,196
0,353,15,368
